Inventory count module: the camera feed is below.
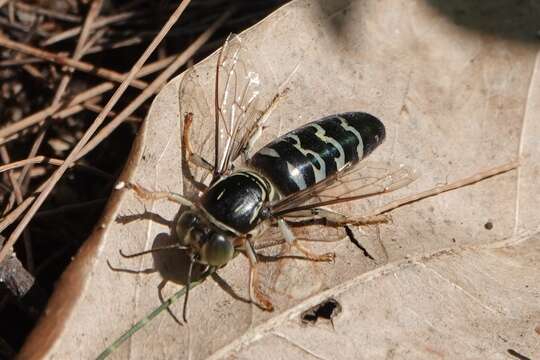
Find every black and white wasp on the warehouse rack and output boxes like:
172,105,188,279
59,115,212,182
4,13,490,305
119,34,415,318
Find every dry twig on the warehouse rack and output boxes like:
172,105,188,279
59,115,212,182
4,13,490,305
78,7,232,158
40,12,138,46
0,57,177,140
0,0,193,264
0,36,149,89
372,160,520,215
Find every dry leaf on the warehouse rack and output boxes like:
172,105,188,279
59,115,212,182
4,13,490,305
20,0,540,359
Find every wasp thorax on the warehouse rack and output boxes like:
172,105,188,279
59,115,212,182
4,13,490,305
175,211,234,266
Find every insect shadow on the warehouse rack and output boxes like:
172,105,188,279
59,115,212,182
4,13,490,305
109,209,250,324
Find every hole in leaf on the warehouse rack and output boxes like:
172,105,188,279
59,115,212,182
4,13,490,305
301,298,342,325
507,349,532,360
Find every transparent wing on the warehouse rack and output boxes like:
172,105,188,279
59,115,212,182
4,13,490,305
254,221,348,252
178,34,266,187
178,63,216,197
271,161,418,216
179,33,300,186
214,34,264,175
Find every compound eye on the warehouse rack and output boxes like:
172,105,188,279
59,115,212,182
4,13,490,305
201,232,234,266
178,212,199,228
176,212,199,245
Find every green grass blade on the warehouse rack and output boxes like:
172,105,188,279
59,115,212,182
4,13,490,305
95,280,202,360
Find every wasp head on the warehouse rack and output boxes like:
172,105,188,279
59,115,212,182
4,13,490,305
175,210,235,267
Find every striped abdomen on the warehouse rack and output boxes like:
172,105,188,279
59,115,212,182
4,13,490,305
249,112,385,196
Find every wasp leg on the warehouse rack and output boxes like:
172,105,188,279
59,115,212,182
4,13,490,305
158,279,182,326
117,181,195,208
242,89,289,162
255,230,356,251
182,112,212,192
284,208,391,227
277,218,335,262
244,239,274,311
106,259,156,274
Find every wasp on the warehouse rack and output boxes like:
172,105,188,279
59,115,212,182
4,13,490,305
117,34,415,320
